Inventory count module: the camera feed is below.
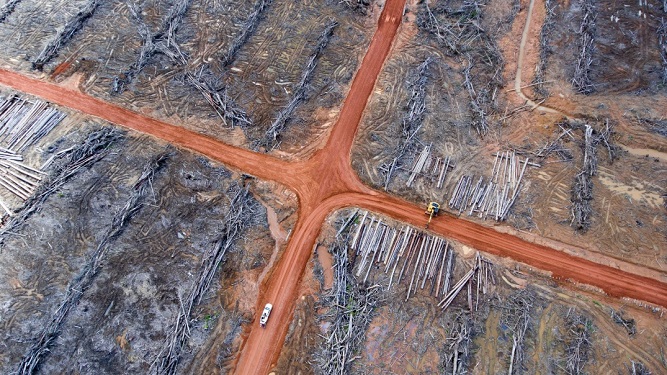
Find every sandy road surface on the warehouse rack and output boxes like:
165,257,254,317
0,0,666,372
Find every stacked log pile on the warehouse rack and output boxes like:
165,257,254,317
449,151,537,221
405,144,453,189
349,212,495,311
0,96,67,211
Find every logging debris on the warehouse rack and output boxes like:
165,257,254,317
572,0,596,94
658,18,667,85
260,20,338,150
628,361,652,375
222,0,273,67
632,116,667,138
153,185,261,375
610,309,636,336
0,0,21,23
500,288,537,375
418,1,504,136
340,0,373,15
315,238,383,375
380,57,434,189
567,120,618,232
0,127,122,245
15,151,169,375
443,313,474,374
112,0,192,93
32,0,99,70
560,308,594,375
533,0,556,97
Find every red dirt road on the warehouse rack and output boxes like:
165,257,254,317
0,0,666,373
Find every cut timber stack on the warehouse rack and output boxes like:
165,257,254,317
0,96,67,213
448,150,538,221
406,144,453,189
349,211,495,311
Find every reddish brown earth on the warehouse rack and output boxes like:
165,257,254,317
0,0,666,373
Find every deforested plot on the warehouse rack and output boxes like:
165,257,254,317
0,0,375,153
0,125,294,374
279,210,667,374
543,0,666,93
352,0,515,212
31,0,99,70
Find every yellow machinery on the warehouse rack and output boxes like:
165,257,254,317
424,202,440,228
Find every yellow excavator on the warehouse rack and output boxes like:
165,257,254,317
424,202,440,229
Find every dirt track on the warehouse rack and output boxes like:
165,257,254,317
0,0,667,373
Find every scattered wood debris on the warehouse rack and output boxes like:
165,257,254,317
112,0,192,93
380,57,433,189
500,288,537,374
533,0,556,98
261,20,338,150
154,185,261,374
16,151,169,375
610,308,636,336
560,308,594,375
418,1,504,136
0,0,22,23
32,0,99,70
443,313,474,374
315,238,383,375
572,0,596,94
658,18,667,85
628,361,652,375
222,0,273,67
340,0,373,15
0,127,122,244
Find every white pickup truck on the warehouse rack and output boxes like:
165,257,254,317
259,303,273,327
